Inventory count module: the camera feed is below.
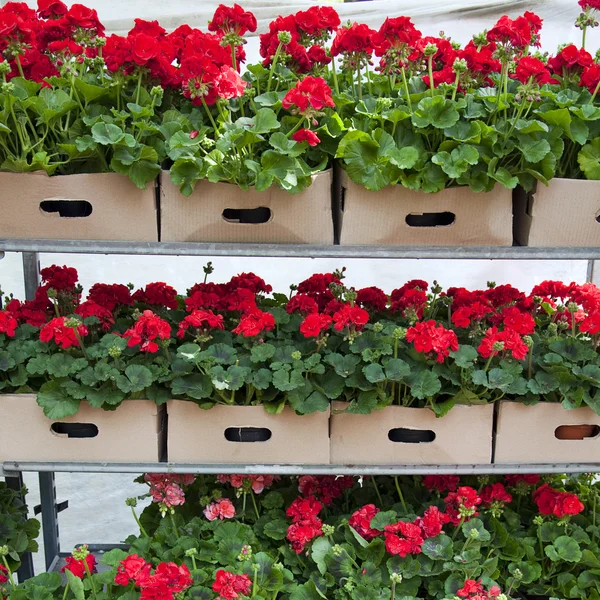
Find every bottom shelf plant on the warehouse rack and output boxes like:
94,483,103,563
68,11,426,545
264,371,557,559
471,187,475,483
3,473,600,599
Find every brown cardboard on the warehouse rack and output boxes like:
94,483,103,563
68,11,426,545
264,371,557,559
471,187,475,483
159,169,334,243
495,401,600,463
0,395,164,462
330,402,493,465
337,171,513,246
513,179,600,246
167,401,330,464
0,172,158,241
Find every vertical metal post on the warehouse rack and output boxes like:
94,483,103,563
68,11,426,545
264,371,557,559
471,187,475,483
4,475,34,581
21,253,61,571
587,259,595,283
38,473,60,571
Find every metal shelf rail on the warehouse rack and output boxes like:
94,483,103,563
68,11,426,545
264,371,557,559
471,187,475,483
1,238,599,577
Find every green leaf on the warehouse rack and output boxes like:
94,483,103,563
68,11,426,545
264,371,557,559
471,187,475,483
546,536,582,563
412,96,460,129
311,537,332,575
324,353,361,378
100,548,129,567
432,145,479,179
509,561,541,584
65,569,85,600
171,374,213,400
251,343,276,363
517,135,551,163
579,137,600,179
450,345,478,368
407,371,441,399
91,122,124,145
363,363,386,384
348,525,370,548
422,535,453,561
462,518,491,542
384,358,411,381
116,364,153,393
263,519,289,540
253,108,280,134
37,381,80,419
370,510,397,531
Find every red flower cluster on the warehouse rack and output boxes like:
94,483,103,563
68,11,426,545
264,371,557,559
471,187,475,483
0,310,18,338
444,486,482,525
478,326,529,361
132,282,179,310
115,555,192,600
61,553,97,579
486,13,542,49
480,483,513,506
390,280,428,317
515,56,551,85
87,283,133,312
123,310,171,353
504,474,540,487
548,44,593,75
332,304,369,332
384,520,424,557
177,309,224,339
209,3,257,36
212,570,252,600
75,300,115,331
331,22,376,57
232,309,276,338
286,496,323,553
216,474,279,494
422,475,460,493
40,316,88,349
298,475,354,504
457,580,503,600
282,76,335,113
533,483,585,518
406,320,458,363
40,265,78,291
349,504,381,540
0,564,7,584
356,286,388,312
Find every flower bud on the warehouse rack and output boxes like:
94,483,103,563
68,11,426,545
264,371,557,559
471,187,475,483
452,58,468,74
513,568,523,580
390,573,403,584
0,546,8,557
533,515,544,525
291,351,302,360
72,545,90,560
237,545,252,561
332,544,343,556
469,528,480,539
492,341,505,352
547,323,558,335
185,548,198,557
65,317,82,328
150,85,163,98
423,43,438,57
125,497,137,507
47,288,58,299
322,524,335,536
523,335,533,348
0,61,10,75
567,302,579,313
372,322,383,333
108,345,122,358
277,31,292,44
393,327,407,340
95,37,106,47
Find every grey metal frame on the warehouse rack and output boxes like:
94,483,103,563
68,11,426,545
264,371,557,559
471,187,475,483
2,239,600,576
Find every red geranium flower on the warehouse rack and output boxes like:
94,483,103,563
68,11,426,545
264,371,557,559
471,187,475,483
75,300,115,331
384,520,424,557
232,309,275,337
298,475,354,504
37,0,67,18
356,286,388,312
349,504,381,540
0,564,8,584
580,63,600,94
478,326,529,361
67,3,104,34
40,317,88,349
294,6,340,37
115,555,151,587
515,56,551,84
286,294,319,315
87,283,133,311
282,76,335,113
548,44,593,75
480,483,513,505
406,320,458,363
177,309,224,339
533,484,584,517
214,66,247,99
61,554,97,579
423,475,460,493
292,128,320,146
444,486,482,525
40,265,78,291
209,4,257,36
132,282,178,310
486,14,534,49
0,310,18,337
331,22,376,56
415,505,450,538
332,304,369,331
299,313,332,338
212,570,252,600
123,310,171,353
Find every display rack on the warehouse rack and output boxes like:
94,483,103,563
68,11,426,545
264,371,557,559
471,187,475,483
1,238,598,579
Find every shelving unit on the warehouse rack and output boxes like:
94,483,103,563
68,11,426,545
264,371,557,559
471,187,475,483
1,237,598,578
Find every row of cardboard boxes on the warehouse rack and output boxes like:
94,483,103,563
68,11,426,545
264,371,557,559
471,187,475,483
1,395,599,465
0,169,595,247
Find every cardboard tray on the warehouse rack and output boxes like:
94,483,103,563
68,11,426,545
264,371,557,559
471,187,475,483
330,402,493,465
513,179,600,246
336,170,513,246
494,401,600,463
0,395,165,462
159,169,335,243
0,172,158,241
167,402,330,464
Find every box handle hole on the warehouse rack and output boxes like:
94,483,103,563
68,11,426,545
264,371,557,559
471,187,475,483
405,212,455,228
224,427,272,443
40,200,93,218
555,424,600,440
595,212,600,224
222,207,271,224
388,428,436,443
50,422,99,438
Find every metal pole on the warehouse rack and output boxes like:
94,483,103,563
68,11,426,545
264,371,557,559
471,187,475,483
38,473,59,571
4,475,34,581
21,252,40,301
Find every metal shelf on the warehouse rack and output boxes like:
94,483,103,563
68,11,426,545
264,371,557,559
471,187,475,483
4,461,600,476
1,239,600,259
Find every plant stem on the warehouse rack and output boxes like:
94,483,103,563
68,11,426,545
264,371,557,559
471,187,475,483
331,57,339,95
201,97,220,137
527,344,533,380
391,581,396,600
372,477,383,506
428,56,435,96
250,492,260,519
401,67,412,111
583,25,588,49
62,583,69,600
356,66,363,100
1,556,14,587
591,80,600,104
394,476,408,513
452,516,465,541
170,512,179,539
15,55,25,79
267,42,283,92
135,70,143,105
131,506,149,538
451,72,460,102
365,61,373,96
84,557,98,600
285,118,306,139
252,567,258,597
231,42,238,72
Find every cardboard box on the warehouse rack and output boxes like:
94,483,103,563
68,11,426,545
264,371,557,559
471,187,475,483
0,395,165,462
167,402,330,464
330,402,493,465
160,169,334,243
0,172,158,241
514,179,600,246
495,401,600,463
336,170,513,246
